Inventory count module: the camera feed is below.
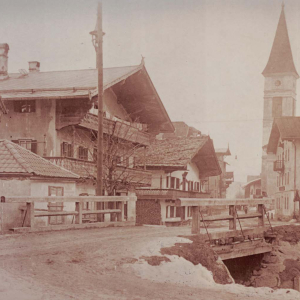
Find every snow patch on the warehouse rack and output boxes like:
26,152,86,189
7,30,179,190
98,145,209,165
131,236,300,300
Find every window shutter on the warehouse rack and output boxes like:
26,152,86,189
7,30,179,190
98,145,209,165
176,178,180,189
31,140,37,154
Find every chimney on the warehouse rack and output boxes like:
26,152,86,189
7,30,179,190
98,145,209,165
0,43,9,80
29,61,40,72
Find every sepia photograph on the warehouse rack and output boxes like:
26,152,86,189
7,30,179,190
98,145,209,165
1,0,300,299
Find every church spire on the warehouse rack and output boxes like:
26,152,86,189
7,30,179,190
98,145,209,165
262,5,298,77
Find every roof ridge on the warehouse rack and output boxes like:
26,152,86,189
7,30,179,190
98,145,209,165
3,140,34,174
10,64,141,75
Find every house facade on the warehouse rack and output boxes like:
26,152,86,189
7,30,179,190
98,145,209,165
136,135,221,225
267,117,300,219
207,147,232,198
0,139,80,231
0,43,174,197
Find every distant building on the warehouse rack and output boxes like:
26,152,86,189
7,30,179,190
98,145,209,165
243,177,261,199
207,147,232,198
135,135,221,225
261,5,298,198
267,117,300,218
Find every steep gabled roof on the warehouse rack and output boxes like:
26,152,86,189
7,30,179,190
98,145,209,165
138,136,221,177
243,178,261,189
0,65,142,100
262,6,298,77
267,117,300,153
0,140,79,179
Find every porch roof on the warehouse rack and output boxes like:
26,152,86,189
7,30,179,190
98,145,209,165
0,140,79,179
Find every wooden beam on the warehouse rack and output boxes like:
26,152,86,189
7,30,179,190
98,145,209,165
2,196,137,203
214,239,272,260
191,207,200,234
35,211,79,217
82,209,121,214
257,204,264,226
229,205,236,230
196,227,268,241
75,202,82,224
176,198,273,207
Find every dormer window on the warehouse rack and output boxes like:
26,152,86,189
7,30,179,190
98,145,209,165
14,100,36,113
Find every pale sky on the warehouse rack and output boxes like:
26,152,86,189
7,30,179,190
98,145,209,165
2,0,300,182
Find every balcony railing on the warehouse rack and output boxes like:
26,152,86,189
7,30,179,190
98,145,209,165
135,188,210,200
79,113,150,146
44,157,152,186
273,160,284,172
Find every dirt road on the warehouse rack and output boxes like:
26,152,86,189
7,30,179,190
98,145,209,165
0,225,297,300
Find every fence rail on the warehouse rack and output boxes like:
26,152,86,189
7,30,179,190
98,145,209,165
1,196,137,231
175,198,273,234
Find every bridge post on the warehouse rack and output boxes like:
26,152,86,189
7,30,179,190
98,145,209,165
25,202,35,228
229,205,236,230
75,202,82,224
257,204,264,226
191,206,200,234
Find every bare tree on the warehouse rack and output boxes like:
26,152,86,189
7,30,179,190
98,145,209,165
72,120,150,196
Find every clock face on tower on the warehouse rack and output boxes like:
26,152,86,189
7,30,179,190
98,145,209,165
275,80,281,86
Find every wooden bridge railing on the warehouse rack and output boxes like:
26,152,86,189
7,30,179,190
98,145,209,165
175,198,273,234
1,196,137,230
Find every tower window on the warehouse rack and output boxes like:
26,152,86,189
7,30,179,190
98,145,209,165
272,97,282,117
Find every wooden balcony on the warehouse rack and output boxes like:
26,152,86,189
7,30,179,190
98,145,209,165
135,188,210,200
44,157,152,186
78,113,150,146
273,160,284,173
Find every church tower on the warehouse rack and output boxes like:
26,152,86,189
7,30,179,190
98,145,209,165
261,4,298,196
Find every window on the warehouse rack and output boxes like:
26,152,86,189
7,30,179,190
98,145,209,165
12,139,37,154
93,147,97,162
61,142,73,158
78,146,88,160
272,97,282,117
287,172,289,185
14,100,36,113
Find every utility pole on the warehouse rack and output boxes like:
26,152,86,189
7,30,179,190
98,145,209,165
96,2,104,203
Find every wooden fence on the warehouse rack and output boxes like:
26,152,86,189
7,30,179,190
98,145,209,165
175,198,273,234
0,195,136,232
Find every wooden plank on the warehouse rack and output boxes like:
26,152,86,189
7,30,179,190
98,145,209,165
176,198,273,207
117,202,123,222
258,204,264,226
2,196,137,203
237,212,262,219
75,202,82,224
202,214,233,222
10,221,136,233
214,240,272,260
229,205,236,230
197,227,268,241
82,209,122,214
34,211,79,217
26,202,35,228
191,206,199,234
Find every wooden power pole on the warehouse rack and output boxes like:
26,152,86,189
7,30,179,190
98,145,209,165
96,2,104,203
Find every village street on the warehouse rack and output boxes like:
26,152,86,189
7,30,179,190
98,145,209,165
0,225,296,300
